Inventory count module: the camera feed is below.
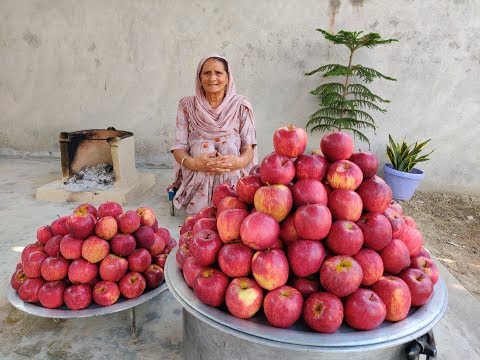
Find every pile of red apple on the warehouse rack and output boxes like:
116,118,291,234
176,125,440,333
11,202,176,310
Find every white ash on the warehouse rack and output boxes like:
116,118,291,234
63,163,115,191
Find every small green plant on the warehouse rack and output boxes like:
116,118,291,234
386,134,434,173
305,29,398,147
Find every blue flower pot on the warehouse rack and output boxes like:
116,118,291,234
383,163,424,201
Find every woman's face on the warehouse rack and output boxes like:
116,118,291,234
200,58,229,97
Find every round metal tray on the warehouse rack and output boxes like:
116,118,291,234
7,282,168,319
165,247,448,350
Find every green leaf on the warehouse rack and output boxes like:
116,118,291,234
305,64,344,76
309,82,345,96
351,100,386,112
351,65,397,83
386,134,434,172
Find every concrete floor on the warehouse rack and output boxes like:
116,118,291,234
0,157,479,360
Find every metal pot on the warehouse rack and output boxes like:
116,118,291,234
165,248,448,360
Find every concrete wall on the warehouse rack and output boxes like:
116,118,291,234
1,0,479,193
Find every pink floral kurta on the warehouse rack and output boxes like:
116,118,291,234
170,97,257,214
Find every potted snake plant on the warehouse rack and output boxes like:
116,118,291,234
383,134,434,201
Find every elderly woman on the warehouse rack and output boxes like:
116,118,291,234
169,55,257,215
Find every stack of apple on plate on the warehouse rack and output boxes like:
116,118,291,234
10,202,176,310
175,125,440,333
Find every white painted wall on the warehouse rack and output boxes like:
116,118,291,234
1,0,479,193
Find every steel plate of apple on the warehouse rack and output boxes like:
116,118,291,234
174,126,442,333
10,202,176,311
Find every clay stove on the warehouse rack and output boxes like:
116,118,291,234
35,129,155,204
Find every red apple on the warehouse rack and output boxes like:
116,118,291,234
11,268,28,291
40,256,69,281
217,209,250,243
326,220,364,255
273,125,307,158
44,235,63,257
417,247,431,259
326,160,363,191
82,236,110,263
404,216,417,228
303,292,344,333
66,213,95,240
99,254,128,282
293,204,332,240
74,203,98,218
251,248,289,290
212,183,237,208
356,212,393,251
240,212,280,250
291,179,327,208
192,268,229,307
119,272,147,299
23,251,48,278
182,257,208,287
98,201,123,218
349,151,379,179
217,196,249,214
18,278,45,303
259,152,295,185
399,226,424,256
294,154,328,181
128,248,152,273
344,288,386,330
179,215,196,235
133,225,155,249
371,276,411,322
59,234,83,260
357,177,393,213
151,218,159,232
143,264,165,289
389,201,404,216
153,254,168,269
249,164,260,176
327,189,363,222
93,280,120,306
110,233,136,257
225,277,264,319
287,240,326,277
383,207,405,238
279,214,298,246
50,216,69,236
21,243,45,264
410,256,440,285
379,239,411,275
116,210,141,234
353,248,384,286
320,255,363,297
149,233,166,257
64,284,92,310
399,268,434,306
264,285,303,328
190,229,222,266
218,242,254,277
320,132,354,162
175,243,192,270
236,175,263,204
38,281,66,309
136,207,156,227
36,225,53,245
195,205,217,221
291,276,321,299
254,184,293,222
94,216,118,240
68,258,98,284
192,217,217,235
